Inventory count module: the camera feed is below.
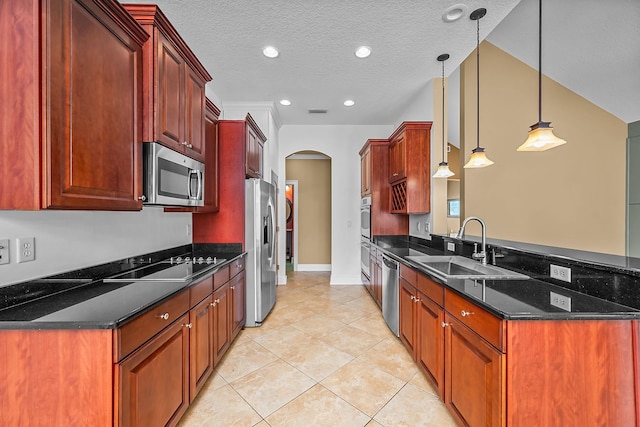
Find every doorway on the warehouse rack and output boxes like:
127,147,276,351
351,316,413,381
285,181,298,272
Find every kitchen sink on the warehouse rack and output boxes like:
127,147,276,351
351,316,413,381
405,255,529,281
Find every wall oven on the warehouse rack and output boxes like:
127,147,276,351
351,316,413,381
143,142,205,206
361,196,371,239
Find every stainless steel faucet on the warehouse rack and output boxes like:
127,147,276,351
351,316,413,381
456,216,487,265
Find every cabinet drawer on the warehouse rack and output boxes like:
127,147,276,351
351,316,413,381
190,275,213,307
114,289,189,362
400,263,417,286
417,273,444,307
214,266,230,290
230,256,245,278
445,289,503,351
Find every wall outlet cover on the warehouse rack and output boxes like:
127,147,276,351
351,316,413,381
16,237,35,263
550,291,572,311
0,239,9,265
550,264,571,283
447,242,456,252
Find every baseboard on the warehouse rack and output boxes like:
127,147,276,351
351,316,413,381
298,264,331,271
329,275,364,285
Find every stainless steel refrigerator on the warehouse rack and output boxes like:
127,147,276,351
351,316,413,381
244,178,277,327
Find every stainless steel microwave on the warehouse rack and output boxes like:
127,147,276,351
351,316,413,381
143,142,205,206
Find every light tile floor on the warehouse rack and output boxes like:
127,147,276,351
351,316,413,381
178,271,457,427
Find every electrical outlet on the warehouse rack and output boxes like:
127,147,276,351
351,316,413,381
186,224,191,236
424,222,430,233
447,242,456,252
0,239,9,265
550,264,571,283
16,237,35,263
550,291,572,311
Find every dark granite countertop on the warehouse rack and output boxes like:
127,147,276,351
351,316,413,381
0,244,244,330
373,235,640,321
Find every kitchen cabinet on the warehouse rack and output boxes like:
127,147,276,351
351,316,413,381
229,257,247,340
165,98,221,213
366,246,382,307
246,120,266,178
188,276,215,402
398,261,638,427
1,0,148,210
193,114,267,245
387,122,432,214
212,283,231,365
123,4,212,163
360,146,372,196
118,312,190,427
359,139,408,236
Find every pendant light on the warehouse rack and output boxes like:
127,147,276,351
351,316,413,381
517,0,566,151
433,53,455,178
464,7,494,169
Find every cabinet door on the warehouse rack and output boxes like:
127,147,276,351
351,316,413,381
47,0,143,210
202,107,219,211
118,313,190,427
389,135,406,183
230,271,246,340
361,148,371,196
416,293,445,399
245,124,260,178
189,297,214,402
444,314,504,427
212,283,230,366
399,278,417,358
184,68,206,162
157,33,184,150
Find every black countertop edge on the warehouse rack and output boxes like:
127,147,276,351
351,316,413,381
371,236,640,320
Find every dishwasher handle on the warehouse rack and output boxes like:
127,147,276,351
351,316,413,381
382,256,398,270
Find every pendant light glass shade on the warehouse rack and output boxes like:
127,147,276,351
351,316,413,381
464,8,494,169
518,121,566,151
518,0,566,152
434,162,455,178
433,53,454,179
464,147,494,168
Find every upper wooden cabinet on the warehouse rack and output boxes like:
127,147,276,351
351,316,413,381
0,0,148,210
245,115,266,178
359,139,408,235
123,4,212,162
387,122,432,214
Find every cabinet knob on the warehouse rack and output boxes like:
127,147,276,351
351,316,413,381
215,298,220,304
158,312,170,320
182,323,193,329
182,141,193,149
461,310,474,317
414,297,420,303
409,295,415,301
138,195,146,201
230,286,235,290
210,302,216,307
392,172,399,176
441,322,451,328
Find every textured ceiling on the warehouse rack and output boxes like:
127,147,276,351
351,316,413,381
123,0,639,125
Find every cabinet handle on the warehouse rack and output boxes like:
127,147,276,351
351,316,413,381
158,312,170,320
461,310,474,317
138,195,146,201
182,141,193,149
182,323,193,328
210,302,216,307
441,322,451,328
230,286,235,290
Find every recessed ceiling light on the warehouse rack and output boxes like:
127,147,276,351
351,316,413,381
354,46,372,58
262,46,279,58
442,4,468,23
344,100,355,107
280,99,291,106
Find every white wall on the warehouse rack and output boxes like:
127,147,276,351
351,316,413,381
278,124,393,285
0,207,191,287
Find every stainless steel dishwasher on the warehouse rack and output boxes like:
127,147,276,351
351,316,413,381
381,254,399,337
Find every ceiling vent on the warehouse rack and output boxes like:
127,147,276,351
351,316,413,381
308,109,328,114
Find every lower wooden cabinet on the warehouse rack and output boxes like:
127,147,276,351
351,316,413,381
212,282,231,365
188,296,214,402
444,314,504,427
117,313,190,427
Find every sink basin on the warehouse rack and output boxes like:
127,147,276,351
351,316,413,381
405,255,529,281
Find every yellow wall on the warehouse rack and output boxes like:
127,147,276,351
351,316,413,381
286,158,332,264
460,42,627,255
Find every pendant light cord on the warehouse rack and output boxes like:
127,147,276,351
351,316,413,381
538,0,543,123
476,16,480,150
442,58,446,163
